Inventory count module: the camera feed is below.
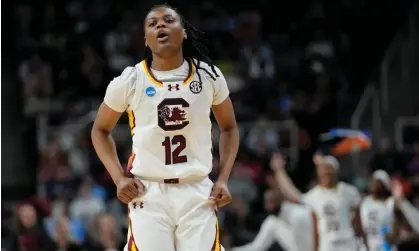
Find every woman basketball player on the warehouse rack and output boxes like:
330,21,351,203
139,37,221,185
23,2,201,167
91,4,239,251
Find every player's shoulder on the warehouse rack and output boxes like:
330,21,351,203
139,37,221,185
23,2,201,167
360,195,373,205
118,64,140,81
302,186,321,203
307,185,322,195
108,64,141,89
339,181,359,194
190,58,224,81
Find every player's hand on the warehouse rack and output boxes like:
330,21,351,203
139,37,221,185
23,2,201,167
270,152,285,172
392,181,404,201
312,151,324,166
210,181,232,208
116,177,145,204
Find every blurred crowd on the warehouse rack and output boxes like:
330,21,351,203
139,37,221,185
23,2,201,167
3,0,419,251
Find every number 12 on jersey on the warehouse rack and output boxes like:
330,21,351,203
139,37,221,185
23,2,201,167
162,135,187,165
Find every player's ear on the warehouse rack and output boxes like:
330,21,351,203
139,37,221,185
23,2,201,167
183,29,187,40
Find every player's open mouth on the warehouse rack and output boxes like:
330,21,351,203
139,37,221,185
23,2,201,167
157,32,169,42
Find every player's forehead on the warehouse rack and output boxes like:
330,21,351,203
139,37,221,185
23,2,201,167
145,7,180,21
318,163,335,171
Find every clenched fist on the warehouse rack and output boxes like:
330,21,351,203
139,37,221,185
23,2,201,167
116,177,145,204
210,181,232,208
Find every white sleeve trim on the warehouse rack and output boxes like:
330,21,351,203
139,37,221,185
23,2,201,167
103,66,137,112
210,65,230,106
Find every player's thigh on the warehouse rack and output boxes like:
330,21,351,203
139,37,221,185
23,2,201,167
175,204,222,251
125,183,176,251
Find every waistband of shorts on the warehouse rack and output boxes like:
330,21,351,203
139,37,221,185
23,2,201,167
136,175,207,184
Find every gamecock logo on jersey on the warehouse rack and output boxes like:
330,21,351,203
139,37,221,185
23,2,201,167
368,211,378,221
323,203,336,216
157,98,190,131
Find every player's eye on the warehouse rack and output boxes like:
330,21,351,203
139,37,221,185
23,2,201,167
165,17,174,23
148,20,157,27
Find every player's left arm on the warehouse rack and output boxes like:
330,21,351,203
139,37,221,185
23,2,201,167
212,97,239,182
353,206,369,251
311,211,319,251
210,67,240,207
211,67,239,183
350,188,369,251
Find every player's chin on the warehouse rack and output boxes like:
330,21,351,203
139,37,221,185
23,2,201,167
155,43,180,56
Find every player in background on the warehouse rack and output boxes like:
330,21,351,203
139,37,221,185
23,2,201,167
91,4,239,251
272,152,368,251
359,170,395,251
232,189,318,251
388,181,419,250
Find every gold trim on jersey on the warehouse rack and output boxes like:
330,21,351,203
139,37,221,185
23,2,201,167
127,215,139,251
127,110,136,136
141,58,195,87
183,59,195,84
211,217,221,251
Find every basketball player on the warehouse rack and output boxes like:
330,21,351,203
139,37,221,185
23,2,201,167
91,4,239,251
272,152,368,251
232,189,319,251
359,170,395,251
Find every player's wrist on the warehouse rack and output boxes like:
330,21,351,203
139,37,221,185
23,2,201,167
216,174,230,183
273,167,285,175
111,170,125,185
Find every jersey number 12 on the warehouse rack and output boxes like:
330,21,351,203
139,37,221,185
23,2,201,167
162,135,187,165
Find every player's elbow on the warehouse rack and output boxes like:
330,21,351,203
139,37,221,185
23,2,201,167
91,123,111,142
219,120,239,133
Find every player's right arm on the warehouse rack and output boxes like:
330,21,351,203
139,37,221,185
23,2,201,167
91,67,143,204
270,152,303,204
311,211,319,251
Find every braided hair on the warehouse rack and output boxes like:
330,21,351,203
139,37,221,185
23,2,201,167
143,4,219,83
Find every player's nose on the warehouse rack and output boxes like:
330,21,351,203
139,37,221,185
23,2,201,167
156,21,166,29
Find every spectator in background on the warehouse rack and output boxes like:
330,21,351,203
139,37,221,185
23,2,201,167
45,199,86,245
43,164,77,201
232,190,293,251
223,198,254,247
85,213,124,251
8,203,54,251
38,136,69,182
228,155,259,205
407,141,419,175
104,16,136,74
69,177,106,228
236,11,276,113
305,29,335,60
19,53,53,116
246,116,279,155
369,137,406,176
51,216,83,251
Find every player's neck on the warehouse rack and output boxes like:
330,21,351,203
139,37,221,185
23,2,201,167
371,193,388,201
319,182,338,189
151,53,184,71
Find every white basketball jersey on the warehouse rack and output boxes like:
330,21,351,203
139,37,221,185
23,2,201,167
360,196,394,251
103,59,229,179
303,182,361,251
279,202,314,251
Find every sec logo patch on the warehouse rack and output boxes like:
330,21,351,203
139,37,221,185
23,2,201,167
189,81,202,94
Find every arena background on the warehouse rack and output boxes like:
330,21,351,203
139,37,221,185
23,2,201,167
2,0,419,250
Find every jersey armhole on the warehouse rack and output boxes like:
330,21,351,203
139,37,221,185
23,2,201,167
126,64,145,112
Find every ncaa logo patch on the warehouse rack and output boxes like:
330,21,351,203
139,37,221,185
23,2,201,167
189,81,202,94
145,86,156,97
